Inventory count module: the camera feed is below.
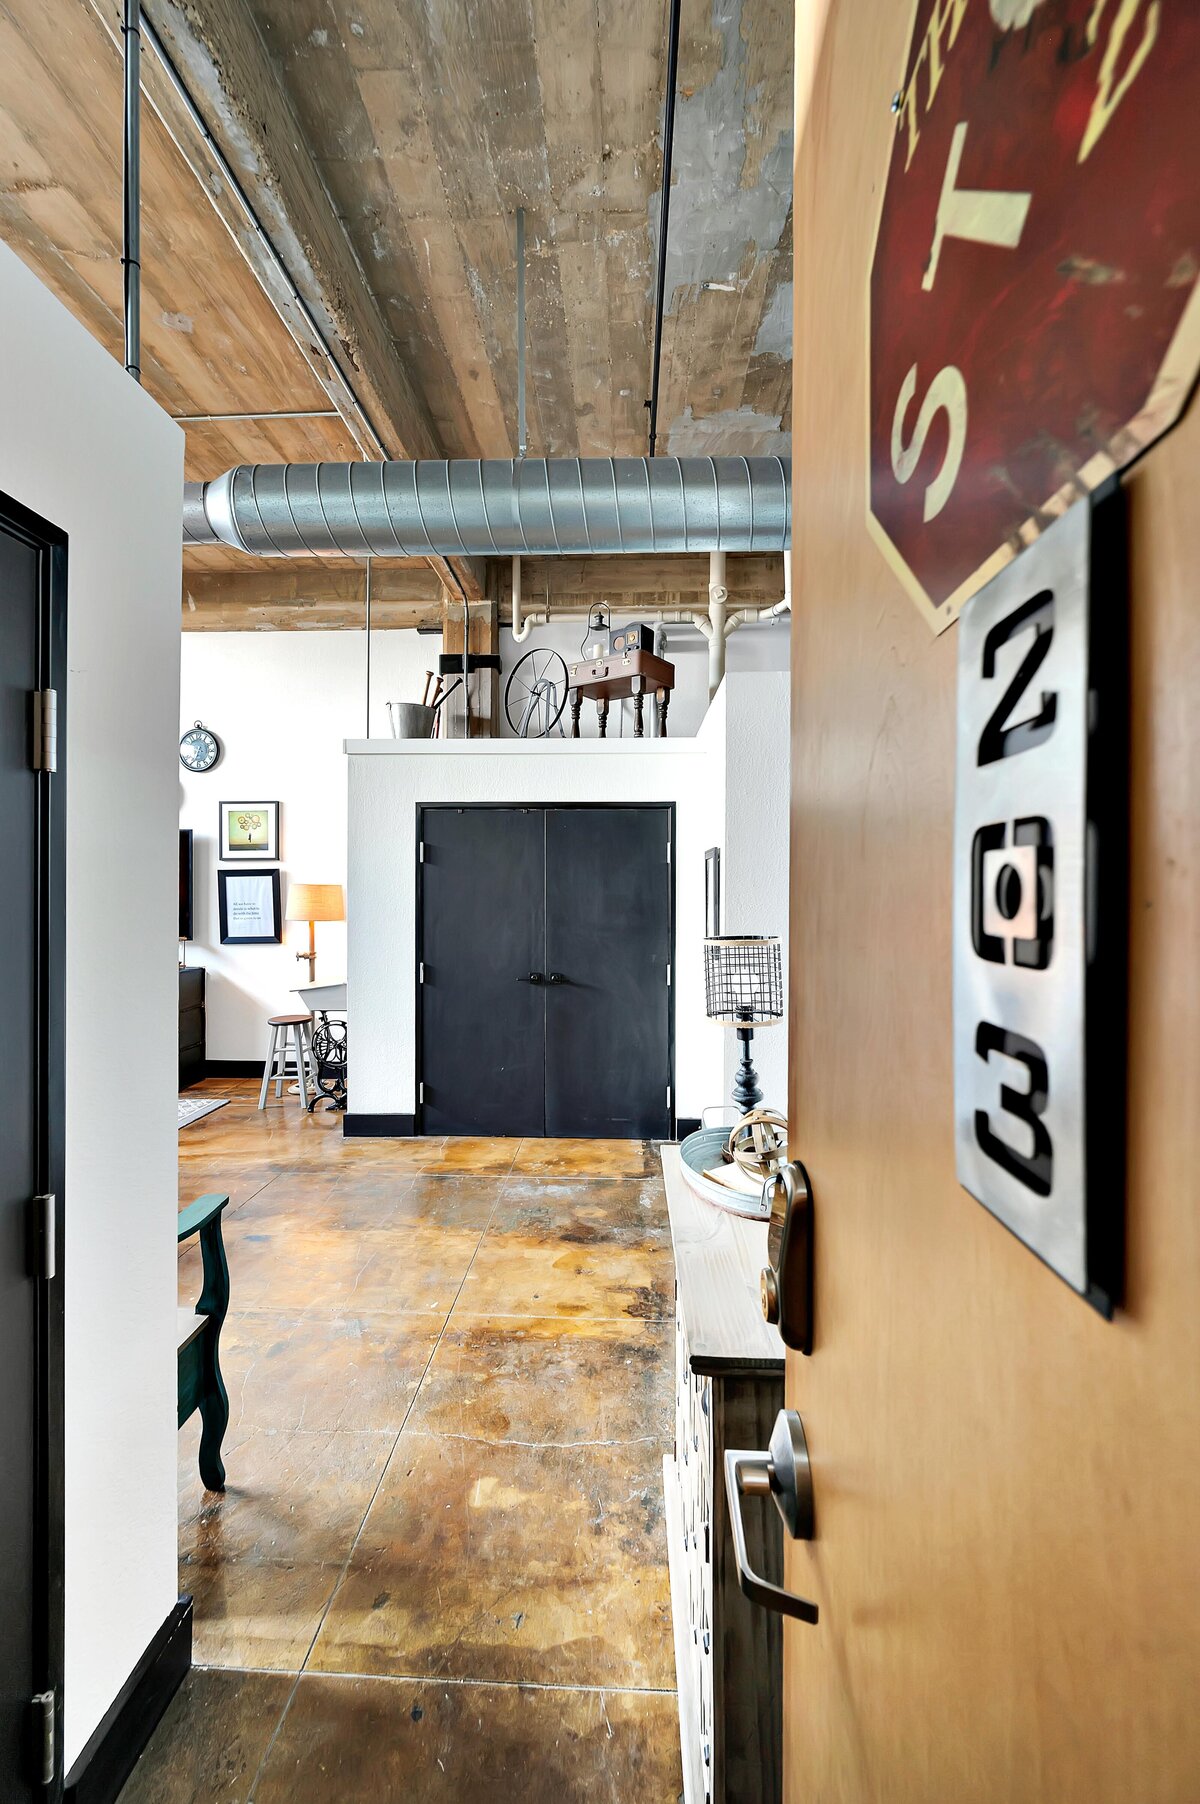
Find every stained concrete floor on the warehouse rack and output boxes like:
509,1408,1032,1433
120,1079,682,1802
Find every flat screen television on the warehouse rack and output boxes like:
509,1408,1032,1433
179,828,194,941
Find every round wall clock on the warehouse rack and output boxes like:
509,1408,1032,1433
180,720,221,773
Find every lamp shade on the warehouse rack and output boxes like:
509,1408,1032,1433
703,935,783,1025
285,882,345,924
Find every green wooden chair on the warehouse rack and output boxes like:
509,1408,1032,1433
177,1192,230,1492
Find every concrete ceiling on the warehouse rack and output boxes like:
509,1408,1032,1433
0,0,793,623
245,0,793,460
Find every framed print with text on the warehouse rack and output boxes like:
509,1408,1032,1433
217,867,282,945
220,800,279,860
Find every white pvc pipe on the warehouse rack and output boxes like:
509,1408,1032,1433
707,549,728,698
724,550,792,634
510,553,536,642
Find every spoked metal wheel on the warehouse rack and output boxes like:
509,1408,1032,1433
504,647,569,737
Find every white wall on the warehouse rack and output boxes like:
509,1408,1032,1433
346,672,790,1127
498,613,789,738
180,629,433,1059
0,243,183,1766
720,673,790,1113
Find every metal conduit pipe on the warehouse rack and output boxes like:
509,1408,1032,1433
122,0,141,382
181,456,790,557
647,0,683,457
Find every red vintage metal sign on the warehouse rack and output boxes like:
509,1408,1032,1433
868,0,1200,631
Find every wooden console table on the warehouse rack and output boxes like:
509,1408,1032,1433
567,647,675,737
661,1143,785,1804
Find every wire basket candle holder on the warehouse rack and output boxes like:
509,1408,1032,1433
703,935,783,1112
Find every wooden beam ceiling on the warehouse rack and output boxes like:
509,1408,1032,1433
84,0,484,598
0,1,357,442
181,551,787,631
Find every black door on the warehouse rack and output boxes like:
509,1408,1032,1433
418,805,672,1138
545,807,672,1138
419,807,547,1136
0,502,64,1799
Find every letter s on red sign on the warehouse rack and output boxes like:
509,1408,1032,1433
890,363,968,523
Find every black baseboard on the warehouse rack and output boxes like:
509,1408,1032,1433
343,1112,416,1137
203,1059,262,1080
676,1116,701,1137
65,1596,192,1804
341,1104,416,1132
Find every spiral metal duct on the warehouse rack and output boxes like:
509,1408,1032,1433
181,456,790,556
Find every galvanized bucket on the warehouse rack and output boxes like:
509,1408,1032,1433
386,701,436,739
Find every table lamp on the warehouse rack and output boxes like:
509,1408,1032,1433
286,882,345,981
704,935,784,1113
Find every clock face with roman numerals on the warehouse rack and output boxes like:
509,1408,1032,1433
180,722,220,773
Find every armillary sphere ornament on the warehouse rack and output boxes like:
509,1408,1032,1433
728,1109,789,1183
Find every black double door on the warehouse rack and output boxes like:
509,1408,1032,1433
1,503,63,1799
418,805,673,1138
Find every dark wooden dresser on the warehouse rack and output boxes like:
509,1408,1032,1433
661,1143,785,1804
179,965,205,1089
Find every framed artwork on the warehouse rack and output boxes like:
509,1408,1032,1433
217,867,282,945
219,800,279,861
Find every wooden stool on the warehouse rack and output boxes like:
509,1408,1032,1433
258,1013,314,1110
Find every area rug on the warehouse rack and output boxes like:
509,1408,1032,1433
178,1095,230,1129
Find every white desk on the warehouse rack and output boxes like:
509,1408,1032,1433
291,979,347,1013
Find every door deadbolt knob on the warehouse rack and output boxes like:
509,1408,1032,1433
761,1266,780,1325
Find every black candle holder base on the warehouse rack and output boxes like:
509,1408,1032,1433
732,1025,762,1114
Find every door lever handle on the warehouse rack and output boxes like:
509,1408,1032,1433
724,1409,819,1624
519,972,545,984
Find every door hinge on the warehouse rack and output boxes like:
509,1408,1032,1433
31,689,57,773
32,1194,56,1281
31,1690,55,1786
666,1085,673,1111
665,838,671,864
418,1081,425,1104
419,962,426,984
419,842,426,863
666,962,672,987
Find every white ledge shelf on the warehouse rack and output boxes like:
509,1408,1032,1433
344,735,706,756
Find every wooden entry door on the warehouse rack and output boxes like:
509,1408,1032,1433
418,805,672,1138
0,500,64,1799
781,4,1200,1800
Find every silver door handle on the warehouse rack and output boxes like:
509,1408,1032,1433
723,1409,819,1624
